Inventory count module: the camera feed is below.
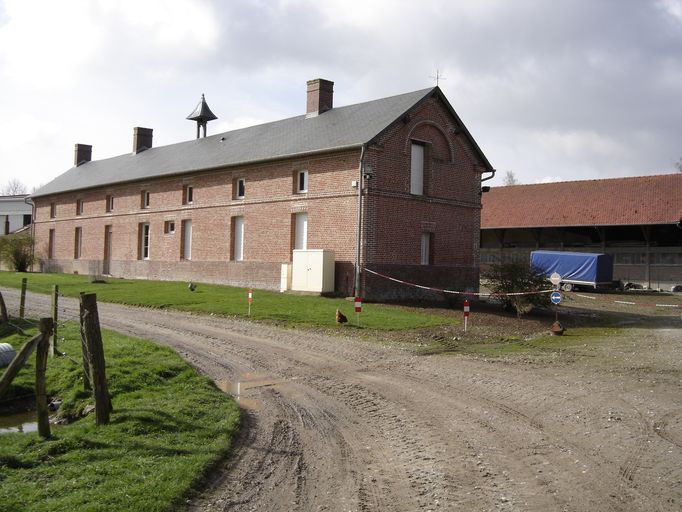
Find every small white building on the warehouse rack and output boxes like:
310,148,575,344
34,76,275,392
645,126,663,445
0,195,33,235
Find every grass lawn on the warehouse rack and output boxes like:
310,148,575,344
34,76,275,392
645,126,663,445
0,321,240,512
0,271,454,330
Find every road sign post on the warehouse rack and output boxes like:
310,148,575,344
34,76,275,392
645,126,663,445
463,299,470,332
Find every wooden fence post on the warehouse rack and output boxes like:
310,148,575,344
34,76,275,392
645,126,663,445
0,291,8,324
36,318,53,439
50,285,59,357
79,293,92,391
19,277,27,319
80,293,111,425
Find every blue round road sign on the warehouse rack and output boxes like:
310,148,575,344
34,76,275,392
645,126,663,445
550,291,562,304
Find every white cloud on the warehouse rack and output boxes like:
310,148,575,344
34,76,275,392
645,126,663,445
658,0,682,21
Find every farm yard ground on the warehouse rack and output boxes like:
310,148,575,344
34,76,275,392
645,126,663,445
2,287,681,511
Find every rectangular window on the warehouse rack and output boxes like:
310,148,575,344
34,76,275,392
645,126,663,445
183,185,193,205
50,203,56,219
23,214,32,226
181,219,192,260
164,220,175,234
139,223,150,260
234,178,245,199
232,216,244,261
76,199,83,216
296,170,308,193
141,190,150,209
48,229,55,258
411,143,425,195
74,227,82,259
294,212,308,250
106,194,114,212
420,232,432,265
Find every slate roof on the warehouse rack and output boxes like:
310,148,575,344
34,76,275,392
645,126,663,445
481,173,682,228
34,86,490,198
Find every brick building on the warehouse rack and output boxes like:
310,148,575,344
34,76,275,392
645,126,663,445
31,79,494,300
481,173,682,290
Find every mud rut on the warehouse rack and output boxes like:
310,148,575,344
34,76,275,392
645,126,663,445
4,288,681,511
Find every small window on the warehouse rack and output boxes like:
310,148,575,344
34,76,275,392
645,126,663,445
141,190,150,209
76,199,83,216
23,214,32,226
139,223,151,260
164,220,175,234
106,194,114,212
74,227,82,259
50,203,56,219
296,170,308,193
183,185,194,205
234,178,245,199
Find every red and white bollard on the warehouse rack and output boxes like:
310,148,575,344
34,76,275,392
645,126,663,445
463,299,470,332
248,288,253,316
354,296,362,326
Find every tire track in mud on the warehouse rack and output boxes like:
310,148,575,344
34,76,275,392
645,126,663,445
3,288,681,512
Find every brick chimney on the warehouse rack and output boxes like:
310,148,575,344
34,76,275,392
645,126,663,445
306,79,334,118
133,127,153,154
74,144,92,167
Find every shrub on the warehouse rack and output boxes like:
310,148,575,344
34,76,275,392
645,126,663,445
482,262,552,316
0,233,34,272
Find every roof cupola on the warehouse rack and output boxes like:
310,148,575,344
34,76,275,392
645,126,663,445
186,94,218,139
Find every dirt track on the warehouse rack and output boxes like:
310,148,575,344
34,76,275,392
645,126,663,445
3,288,681,511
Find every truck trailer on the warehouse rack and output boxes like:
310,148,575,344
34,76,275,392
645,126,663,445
530,251,614,291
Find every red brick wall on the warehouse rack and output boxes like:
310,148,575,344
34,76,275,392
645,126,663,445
360,95,485,300
33,93,487,300
34,150,360,290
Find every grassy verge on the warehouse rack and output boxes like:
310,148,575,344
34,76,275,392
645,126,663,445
0,271,453,330
0,321,240,512
420,326,621,357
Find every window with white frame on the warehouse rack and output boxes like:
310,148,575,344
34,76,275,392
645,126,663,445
164,220,175,234
141,190,150,209
139,222,151,260
235,178,245,199
181,219,192,260
410,142,425,195
294,212,308,250
106,194,114,212
76,199,83,216
296,170,308,193
420,232,432,265
49,203,56,219
183,185,193,205
232,216,244,261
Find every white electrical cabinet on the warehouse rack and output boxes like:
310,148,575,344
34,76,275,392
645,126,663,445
291,250,335,293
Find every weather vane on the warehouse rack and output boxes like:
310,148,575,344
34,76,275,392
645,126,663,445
430,69,446,86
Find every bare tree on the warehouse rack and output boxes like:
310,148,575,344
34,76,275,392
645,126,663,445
1,178,28,195
676,158,682,173
503,170,519,186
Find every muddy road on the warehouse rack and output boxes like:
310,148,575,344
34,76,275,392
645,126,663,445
3,288,681,511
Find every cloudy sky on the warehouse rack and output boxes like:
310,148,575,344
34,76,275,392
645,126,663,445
1,0,680,191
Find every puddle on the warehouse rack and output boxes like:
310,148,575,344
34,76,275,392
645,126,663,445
216,372,279,411
0,411,38,435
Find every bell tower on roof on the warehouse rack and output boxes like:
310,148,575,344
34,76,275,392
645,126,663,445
186,94,218,139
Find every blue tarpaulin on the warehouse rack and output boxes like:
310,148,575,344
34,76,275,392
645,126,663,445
530,251,613,285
